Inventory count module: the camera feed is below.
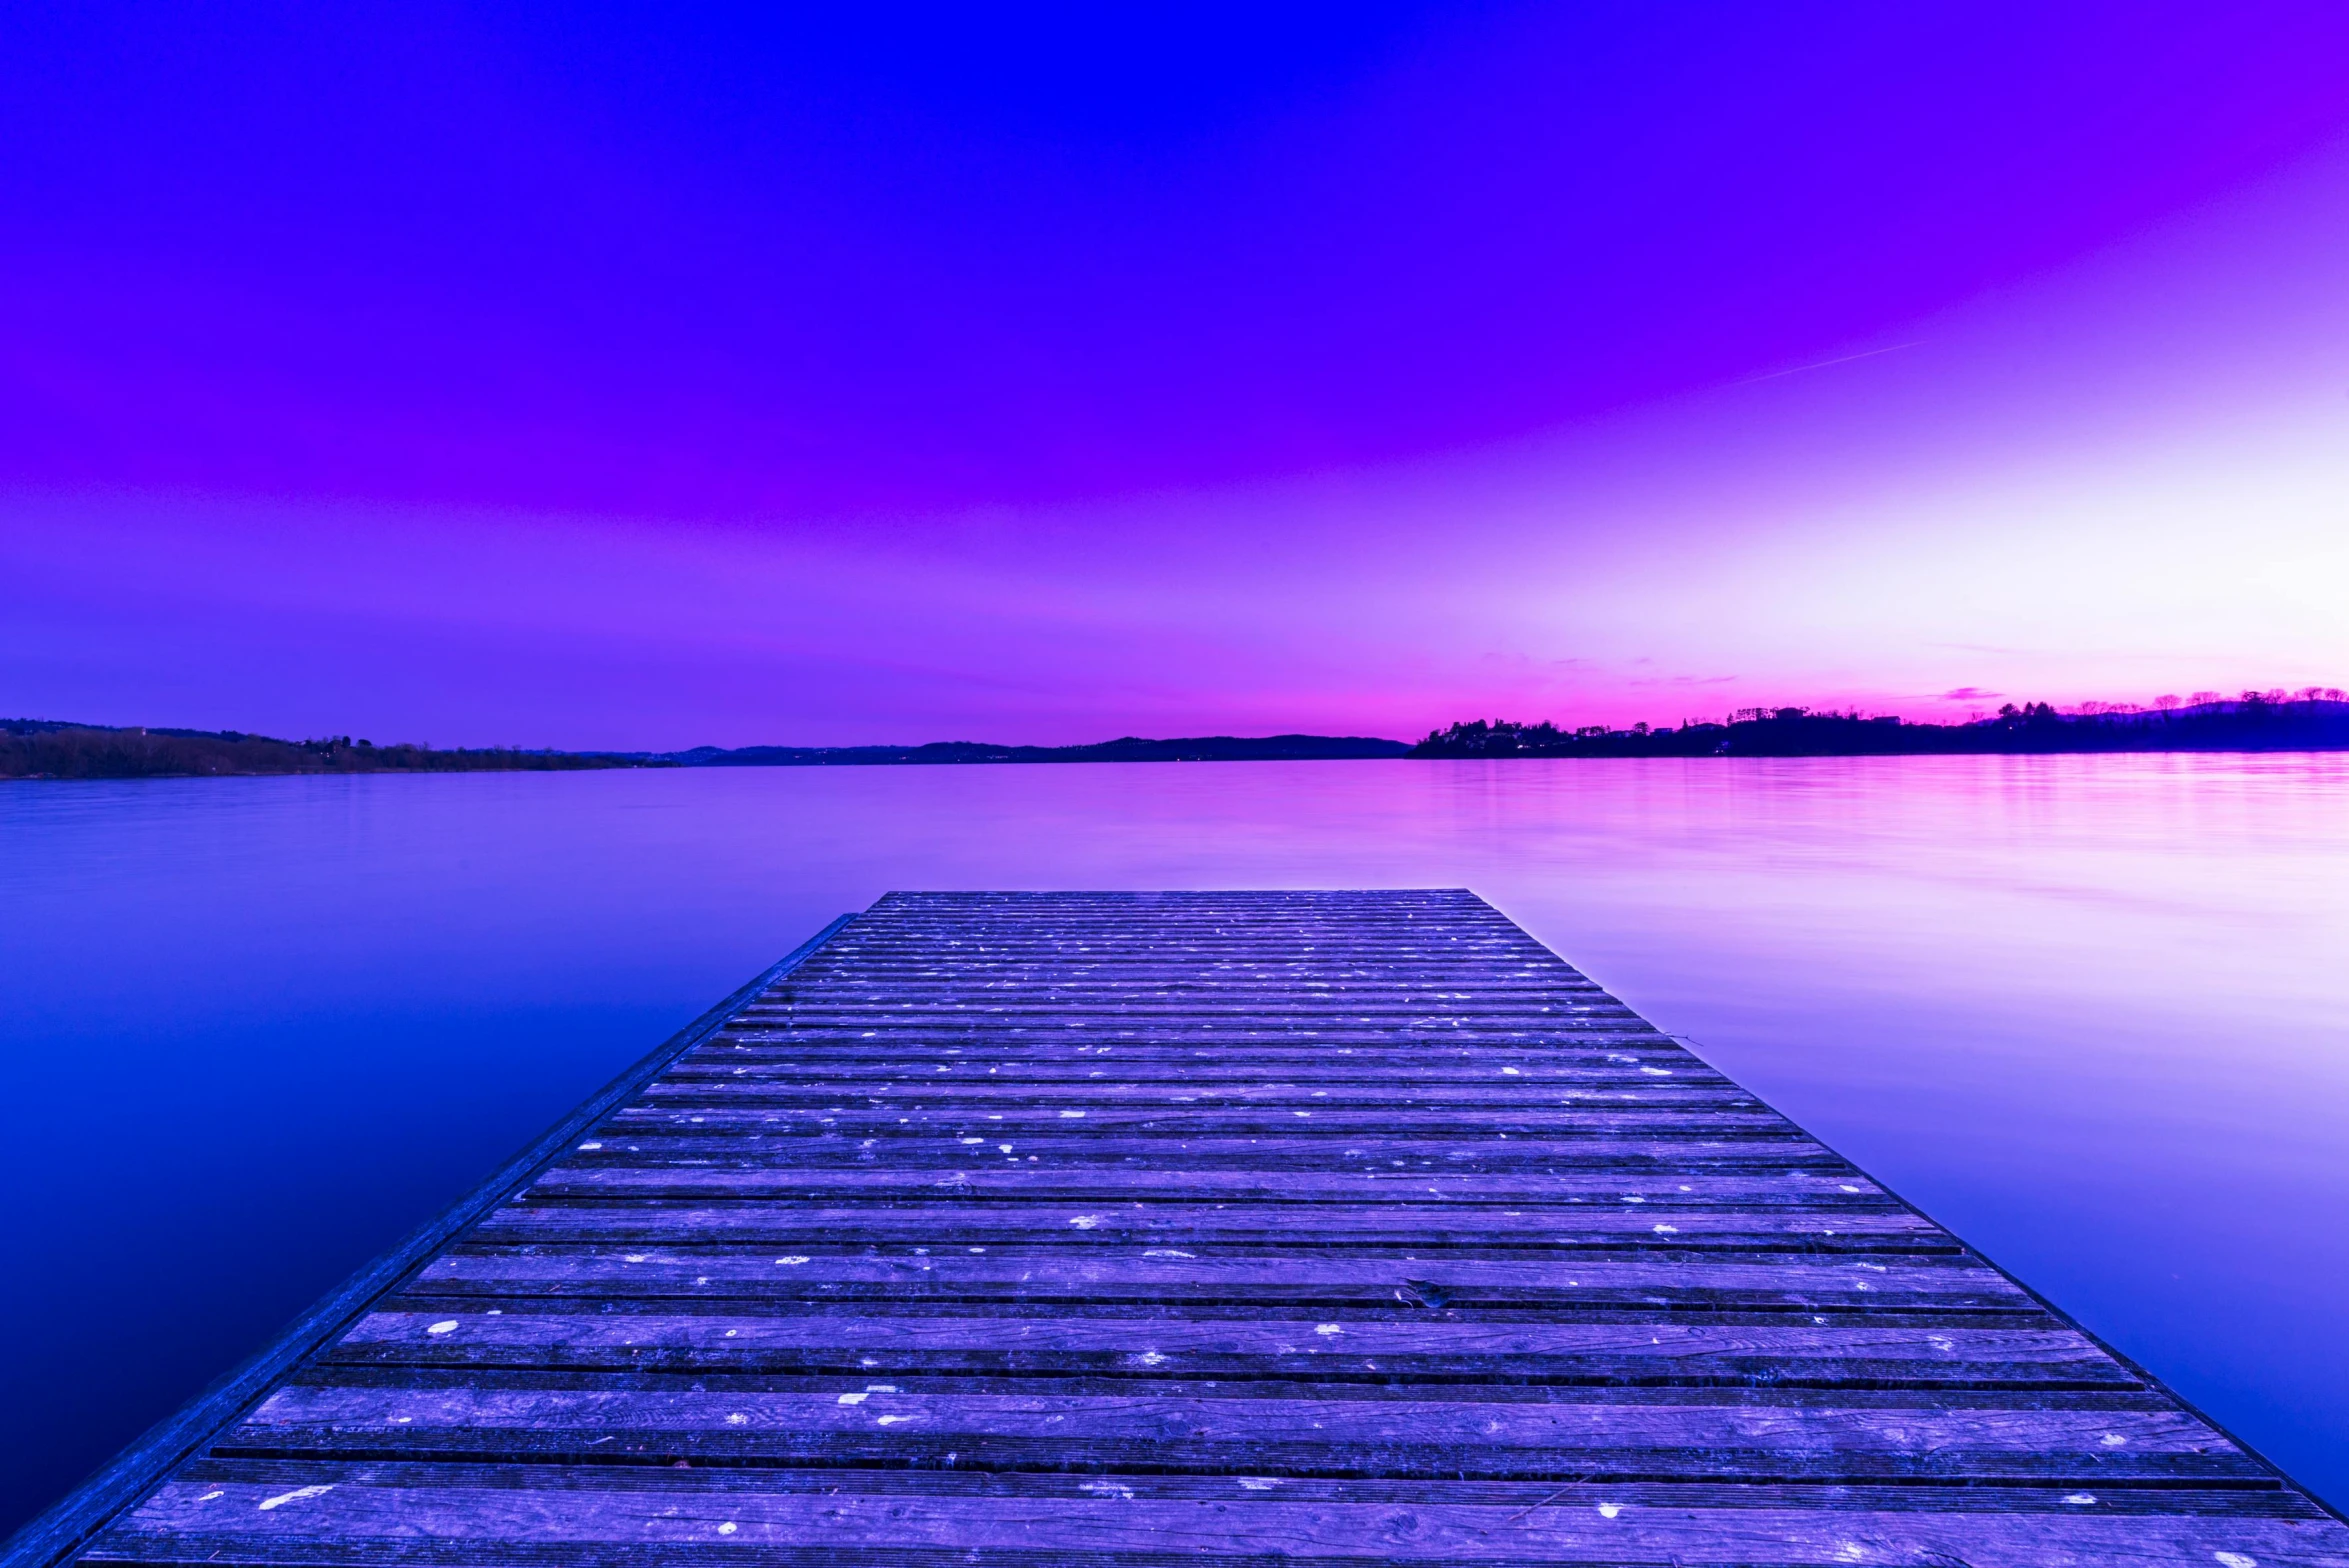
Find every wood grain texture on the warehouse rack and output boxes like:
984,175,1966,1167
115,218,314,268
61,889,2349,1565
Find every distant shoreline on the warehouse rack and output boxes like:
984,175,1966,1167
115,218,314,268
10,697,2347,780
1410,695,2349,758
0,723,1408,780
0,724,647,781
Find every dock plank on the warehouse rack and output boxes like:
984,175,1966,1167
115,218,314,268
53,889,2349,1567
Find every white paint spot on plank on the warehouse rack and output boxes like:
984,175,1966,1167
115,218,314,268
1144,1248,1194,1258
717,1522,738,1535
725,1413,748,1424
1315,1323,1343,1335
776,1256,810,1265
1236,1478,1280,1490
1651,1224,1679,1234
1059,1110,1086,1118
1595,1503,1621,1519
577,1142,602,1150
196,1491,224,1502
2063,1494,2097,1505
1069,1215,1102,1229
258,1486,333,1511
876,1414,915,1425
425,1321,458,1335
2216,1553,2258,1567
837,1393,868,1405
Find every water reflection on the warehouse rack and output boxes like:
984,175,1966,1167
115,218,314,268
3,753,2344,1527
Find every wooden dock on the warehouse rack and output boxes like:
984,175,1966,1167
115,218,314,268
23,889,2349,1566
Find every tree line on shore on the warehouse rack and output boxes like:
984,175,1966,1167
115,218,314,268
0,721,657,780
1409,690,2349,758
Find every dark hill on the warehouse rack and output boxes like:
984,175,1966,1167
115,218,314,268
0,720,649,780
3,721,1408,779
664,734,1410,766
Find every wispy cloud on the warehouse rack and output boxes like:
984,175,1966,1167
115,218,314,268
1733,342,1921,387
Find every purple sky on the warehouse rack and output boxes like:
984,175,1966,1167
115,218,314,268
6,3,2348,745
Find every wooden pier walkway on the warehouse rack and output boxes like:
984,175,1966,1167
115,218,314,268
28,890,2349,1566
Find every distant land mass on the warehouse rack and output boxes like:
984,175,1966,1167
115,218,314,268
0,721,1408,779
1412,691,2349,758
11,695,2347,779
652,734,1411,767
0,720,645,780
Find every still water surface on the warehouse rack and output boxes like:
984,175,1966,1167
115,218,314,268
4,756,2347,1530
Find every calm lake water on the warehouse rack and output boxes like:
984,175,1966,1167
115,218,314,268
4,755,2347,1531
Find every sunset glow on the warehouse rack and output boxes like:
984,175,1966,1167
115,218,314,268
7,4,2348,744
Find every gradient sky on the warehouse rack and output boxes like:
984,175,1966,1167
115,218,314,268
6,2,2348,746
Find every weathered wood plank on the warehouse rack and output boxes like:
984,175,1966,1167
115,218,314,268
588,1121,1820,1147
91,1472,2349,1568
409,1246,2034,1311
523,1170,1883,1206
319,1309,2130,1388
122,1456,2349,1516
664,1061,1729,1084
637,1082,1743,1106
595,1113,1830,1149
471,1202,1947,1251
210,1385,2263,1486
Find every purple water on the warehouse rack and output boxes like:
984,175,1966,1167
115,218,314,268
5,755,2346,1530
